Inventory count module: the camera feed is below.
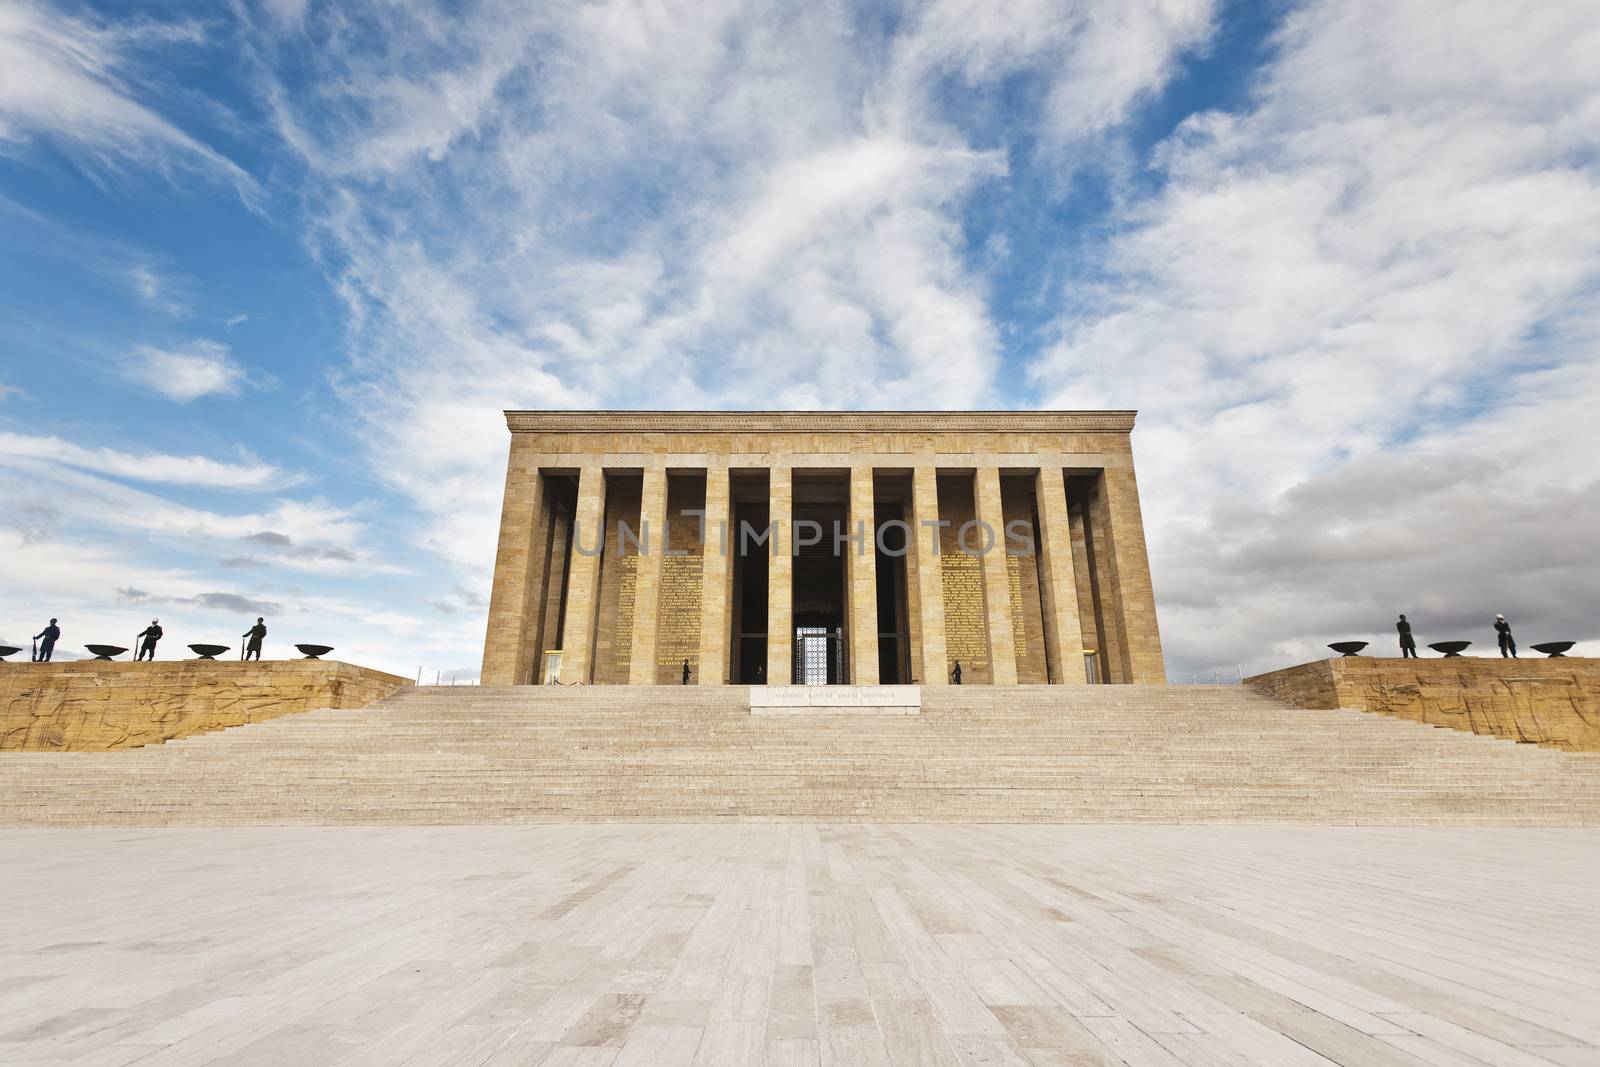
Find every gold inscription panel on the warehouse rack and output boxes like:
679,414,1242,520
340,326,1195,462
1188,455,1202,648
941,553,990,673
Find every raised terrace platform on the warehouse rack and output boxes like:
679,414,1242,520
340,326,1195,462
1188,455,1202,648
2,684,1597,826
1247,656,1600,752
0,660,411,751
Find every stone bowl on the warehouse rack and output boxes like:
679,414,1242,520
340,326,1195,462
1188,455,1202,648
85,644,129,661
1327,641,1368,657
1531,641,1575,658
0,646,21,661
295,644,334,660
188,644,231,660
1428,641,1471,657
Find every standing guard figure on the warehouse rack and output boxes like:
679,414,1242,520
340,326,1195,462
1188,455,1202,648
33,618,61,662
1396,614,1418,659
242,617,267,661
1494,614,1517,658
136,619,163,661
950,660,963,685
682,659,692,685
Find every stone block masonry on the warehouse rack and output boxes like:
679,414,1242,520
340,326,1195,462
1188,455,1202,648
1246,656,1600,752
1,660,412,751
481,411,1167,686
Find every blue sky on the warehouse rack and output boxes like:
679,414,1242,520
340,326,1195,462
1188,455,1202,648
3,0,1597,679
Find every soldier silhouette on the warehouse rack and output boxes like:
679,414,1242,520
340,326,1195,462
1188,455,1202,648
682,659,692,685
136,619,163,661
951,660,963,685
242,617,267,661
1396,614,1418,659
1494,614,1517,658
33,618,60,662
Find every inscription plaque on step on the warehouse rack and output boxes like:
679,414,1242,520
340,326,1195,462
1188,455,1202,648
749,685,921,715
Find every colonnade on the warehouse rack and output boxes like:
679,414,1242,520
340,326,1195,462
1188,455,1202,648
482,456,1165,687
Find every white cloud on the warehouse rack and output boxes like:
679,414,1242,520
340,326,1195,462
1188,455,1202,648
13,0,1591,683
0,0,253,195
1031,0,1600,673
117,258,190,314
0,529,436,674
124,262,161,302
124,339,248,401
879,0,1215,151
0,458,363,553
261,0,310,31
245,0,1215,590
0,431,301,490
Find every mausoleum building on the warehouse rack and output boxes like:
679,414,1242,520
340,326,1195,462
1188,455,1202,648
481,411,1164,686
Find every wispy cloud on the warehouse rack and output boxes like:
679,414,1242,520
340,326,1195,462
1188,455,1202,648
244,529,358,564
260,0,310,32
1030,0,1600,672
7,0,1594,679
0,529,413,671
0,0,255,198
248,0,1217,582
118,258,191,315
0,431,301,490
0,459,365,556
123,339,255,402
119,586,285,616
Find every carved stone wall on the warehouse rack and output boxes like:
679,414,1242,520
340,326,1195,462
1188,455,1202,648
653,476,706,682
937,474,990,683
941,554,988,681
1246,656,1600,752
592,475,642,685
1001,475,1048,684
0,661,411,752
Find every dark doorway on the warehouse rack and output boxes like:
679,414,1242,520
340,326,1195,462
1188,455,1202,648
874,498,911,683
730,484,770,684
795,625,845,685
792,472,849,684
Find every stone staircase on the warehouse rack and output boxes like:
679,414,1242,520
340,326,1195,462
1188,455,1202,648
2,685,1597,826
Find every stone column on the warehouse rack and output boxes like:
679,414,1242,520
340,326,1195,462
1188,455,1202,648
697,465,732,684
628,467,669,684
1065,498,1103,681
765,465,793,685
1098,463,1166,684
481,444,546,686
559,465,607,685
1034,466,1085,684
910,466,947,685
847,465,880,685
538,504,572,665
973,467,1019,685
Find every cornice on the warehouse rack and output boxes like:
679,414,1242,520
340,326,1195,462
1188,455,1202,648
504,410,1138,434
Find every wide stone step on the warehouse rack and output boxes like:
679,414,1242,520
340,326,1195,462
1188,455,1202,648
4,684,1597,826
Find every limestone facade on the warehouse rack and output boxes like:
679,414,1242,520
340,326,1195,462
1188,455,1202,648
0,660,411,751
481,411,1166,686
1246,656,1600,752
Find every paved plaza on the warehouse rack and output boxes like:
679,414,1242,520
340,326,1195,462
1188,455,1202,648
2,825,1598,1065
